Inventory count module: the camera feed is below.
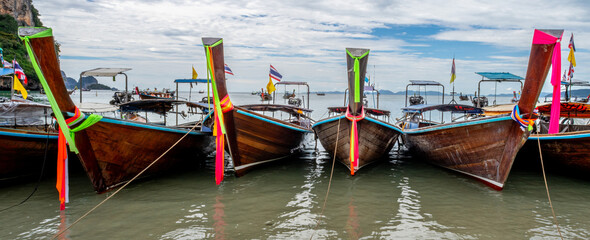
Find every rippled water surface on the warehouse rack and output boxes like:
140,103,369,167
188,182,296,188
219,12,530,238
2,90,590,239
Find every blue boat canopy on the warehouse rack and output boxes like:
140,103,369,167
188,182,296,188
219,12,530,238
475,72,523,81
0,68,14,76
174,79,208,83
402,104,483,114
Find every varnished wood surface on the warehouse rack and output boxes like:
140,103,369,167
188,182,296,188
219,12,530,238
313,115,400,173
28,30,215,193
203,38,311,176
402,29,559,189
0,128,58,183
231,108,309,176
519,131,590,172
404,116,528,188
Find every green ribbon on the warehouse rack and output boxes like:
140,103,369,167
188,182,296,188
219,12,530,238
346,49,369,103
203,39,227,134
19,27,101,153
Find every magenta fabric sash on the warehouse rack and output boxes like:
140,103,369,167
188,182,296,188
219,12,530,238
532,29,562,134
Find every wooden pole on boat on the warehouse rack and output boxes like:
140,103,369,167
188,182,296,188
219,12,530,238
345,48,369,115
202,38,241,168
497,29,563,185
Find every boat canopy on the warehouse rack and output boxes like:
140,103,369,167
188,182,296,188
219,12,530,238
275,81,308,86
80,68,132,77
79,67,132,103
475,72,523,81
239,104,312,118
76,102,119,113
174,79,208,84
408,80,442,85
119,99,185,115
536,102,590,118
327,106,390,116
561,80,590,86
0,68,14,76
402,104,483,114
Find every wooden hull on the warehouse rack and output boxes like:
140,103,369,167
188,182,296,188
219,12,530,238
75,117,215,192
519,131,590,173
0,127,58,183
404,115,528,189
312,115,401,174
228,107,310,176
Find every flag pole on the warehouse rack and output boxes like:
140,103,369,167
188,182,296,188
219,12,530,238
10,57,15,100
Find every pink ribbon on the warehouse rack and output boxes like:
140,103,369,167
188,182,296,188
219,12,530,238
532,29,562,134
345,106,365,175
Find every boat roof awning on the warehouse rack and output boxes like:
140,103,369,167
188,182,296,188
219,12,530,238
408,80,442,85
561,80,590,86
174,79,208,84
475,72,523,81
0,68,14,76
327,106,390,116
402,104,483,114
275,81,309,86
239,104,312,113
80,68,132,77
76,102,119,113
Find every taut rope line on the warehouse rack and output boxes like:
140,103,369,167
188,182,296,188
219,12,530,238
536,130,563,239
52,122,201,239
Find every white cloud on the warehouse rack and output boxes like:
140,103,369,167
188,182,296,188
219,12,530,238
34,0,590,95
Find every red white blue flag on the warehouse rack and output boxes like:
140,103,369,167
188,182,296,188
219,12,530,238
224,64,234,75
269,64,282,81
13,60,27,84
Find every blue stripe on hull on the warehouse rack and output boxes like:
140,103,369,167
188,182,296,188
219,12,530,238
236,109,311,133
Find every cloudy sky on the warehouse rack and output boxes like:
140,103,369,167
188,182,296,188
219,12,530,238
34,0,589,95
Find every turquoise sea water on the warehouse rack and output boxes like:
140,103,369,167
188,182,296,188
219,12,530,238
1,90,589,239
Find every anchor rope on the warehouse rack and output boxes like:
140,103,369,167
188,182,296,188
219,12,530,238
310,116,341,240
51,121,201,239
535,130,563,239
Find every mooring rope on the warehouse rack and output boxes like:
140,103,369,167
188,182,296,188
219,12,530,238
310,116,341,240
52,122,201,239
535,130,563,239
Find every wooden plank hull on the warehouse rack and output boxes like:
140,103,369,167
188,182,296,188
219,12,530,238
0,128,58,183
404,115,528,189
229,108,309,176
313,115,401,174
519,131,590,172
21,28,216,193
75,117,215,192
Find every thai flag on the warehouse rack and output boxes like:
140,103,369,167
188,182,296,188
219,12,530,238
269,65,282,81
224,64,234,75
13,60,27,84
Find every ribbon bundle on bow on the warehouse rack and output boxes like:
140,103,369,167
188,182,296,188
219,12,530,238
204,39,231,185
532,29,562,134
510,105,534,132
345,106,365,175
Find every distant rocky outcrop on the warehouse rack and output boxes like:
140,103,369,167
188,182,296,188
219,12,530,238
80,76,98,89
0,0,37,26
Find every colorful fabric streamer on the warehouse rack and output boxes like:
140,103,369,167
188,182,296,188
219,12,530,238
532,29,562,134
204,39,230,185
510,105,533,132
345,106,365,175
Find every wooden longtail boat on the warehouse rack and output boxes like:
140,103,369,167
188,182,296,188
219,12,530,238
202,38,312,180
402,29,562,190
0,100,58,183
518,102,590,173
312,48,402,175
19,27,215,193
